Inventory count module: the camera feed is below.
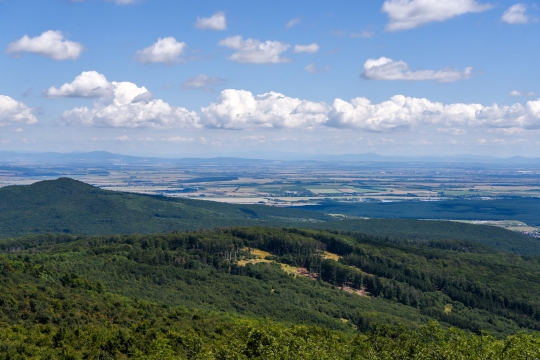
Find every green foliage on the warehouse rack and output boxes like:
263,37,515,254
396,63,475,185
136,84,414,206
2,227,540,337
0,178,330,238
1,178,539,256
310,218,540,255
1,227,540,357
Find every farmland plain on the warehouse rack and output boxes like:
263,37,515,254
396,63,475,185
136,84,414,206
1,151,539,236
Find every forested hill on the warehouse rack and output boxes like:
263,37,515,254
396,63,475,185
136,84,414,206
1,227,540,357
0,178,330,237
0,178,538,255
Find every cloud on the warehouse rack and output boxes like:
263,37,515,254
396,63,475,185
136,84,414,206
502,4,529,24
382,0,492,31
362,57,473,82
47,77,540,134
161,136,194,142
6,30,84,60
475,100,540,130
305,63,329,73
327,95,540,132
510,90,536,97
136,37,186,64
51,72,200,128
437,127,467,135
44,71,112,99
294,43,320,53
62,100,199,129
327,96,450,132
305,63,318,73
219,36,290,64
44,70,154,105
195,11,227,30
182,74,227,92
286,17,302,29
488,127,526,135
0,95,38,126
200,89,329,129
115,135,130,141
350,30,375,38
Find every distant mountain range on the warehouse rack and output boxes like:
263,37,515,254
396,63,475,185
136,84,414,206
0,150,539,165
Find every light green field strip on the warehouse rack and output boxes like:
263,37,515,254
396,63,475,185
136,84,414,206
352,188,384,193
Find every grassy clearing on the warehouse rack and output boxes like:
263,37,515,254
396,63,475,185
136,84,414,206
236,247,303,277
322,251,340,261
237,248,273,266
280,263,301,275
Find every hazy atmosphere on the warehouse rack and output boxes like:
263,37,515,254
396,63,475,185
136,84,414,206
1,0,539,157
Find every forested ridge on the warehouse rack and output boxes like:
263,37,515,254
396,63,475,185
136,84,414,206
1,178,539,255
2,227,540,358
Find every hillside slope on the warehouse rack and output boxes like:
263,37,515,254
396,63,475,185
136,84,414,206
0,178,538,255
2,227,540,336
0,178,329,237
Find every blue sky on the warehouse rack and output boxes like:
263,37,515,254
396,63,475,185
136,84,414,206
0,0,538,157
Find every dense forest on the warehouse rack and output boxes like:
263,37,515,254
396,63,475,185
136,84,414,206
2,179,540,358
1,178,538,255
308,198,540,226
2,227,540,357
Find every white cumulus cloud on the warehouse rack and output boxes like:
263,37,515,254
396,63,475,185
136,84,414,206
0,96,38,126
195,11,227,30
294,43,320,53
327,95,540,132
476,100,540,130
43,71,152,106
502,4,529,24
362,57,473,82
44,71,112,99
50,72,199,129
326,95,486,132
200,89,329,129
219,36,290,64
382,0,492,31
136,37,186,64
6,30,84,60
62,99,199,129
